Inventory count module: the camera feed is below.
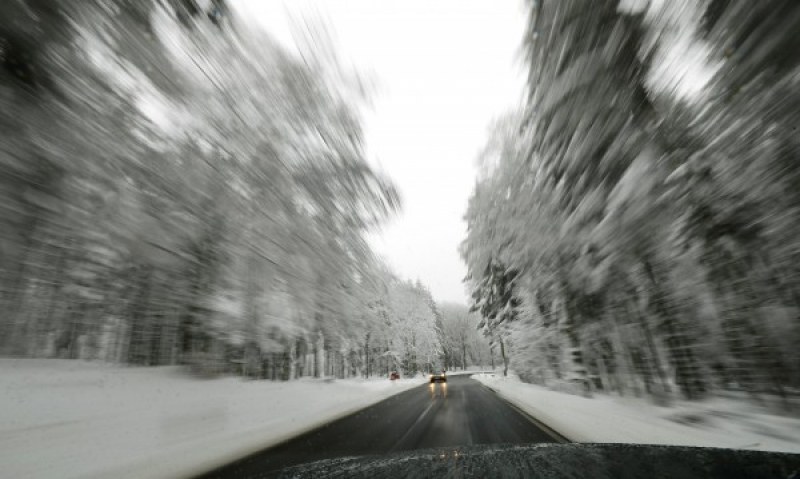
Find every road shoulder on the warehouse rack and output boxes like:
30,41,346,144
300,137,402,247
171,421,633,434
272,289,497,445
476,379,571,443
472,373,800,453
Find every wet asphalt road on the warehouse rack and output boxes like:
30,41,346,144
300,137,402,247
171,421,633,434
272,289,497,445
198,374,562,478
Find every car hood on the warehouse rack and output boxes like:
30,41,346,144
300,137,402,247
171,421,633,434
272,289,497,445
275,443,799,478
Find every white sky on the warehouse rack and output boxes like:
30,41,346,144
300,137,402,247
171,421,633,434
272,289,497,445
233,0,527,305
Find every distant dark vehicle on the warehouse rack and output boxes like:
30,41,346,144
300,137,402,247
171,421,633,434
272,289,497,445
389,371,400,380
276,443,800,478
429,371,447,383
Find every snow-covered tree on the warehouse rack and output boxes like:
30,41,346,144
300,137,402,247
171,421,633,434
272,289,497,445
463,0,800,404
0,0,413,382
438,303,489,371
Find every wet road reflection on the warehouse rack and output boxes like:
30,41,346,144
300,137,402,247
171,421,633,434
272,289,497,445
200,376,558,478
429,381,448,399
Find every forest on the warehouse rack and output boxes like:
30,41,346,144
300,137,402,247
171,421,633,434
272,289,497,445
462,0,800,406
0,0,496,380
3,0,797,406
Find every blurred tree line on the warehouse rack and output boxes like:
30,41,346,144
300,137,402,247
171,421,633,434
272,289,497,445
437,303,493,372
462,0,800,407
0,0,453,379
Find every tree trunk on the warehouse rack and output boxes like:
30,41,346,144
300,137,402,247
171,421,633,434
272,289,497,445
499,338,508,377
314,332,325,378
289,343,296,379
364,333,370,378
642,257,706,399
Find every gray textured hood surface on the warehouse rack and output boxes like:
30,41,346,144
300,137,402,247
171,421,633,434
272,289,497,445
273,443,799,479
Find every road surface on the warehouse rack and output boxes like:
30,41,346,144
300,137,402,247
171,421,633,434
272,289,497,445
199,374,564,478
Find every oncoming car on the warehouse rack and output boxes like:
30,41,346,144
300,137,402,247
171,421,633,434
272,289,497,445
429,370,447,383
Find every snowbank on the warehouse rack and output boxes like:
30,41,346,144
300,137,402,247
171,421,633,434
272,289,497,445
473,373,800,453
0,359,425,479
443,367,497,377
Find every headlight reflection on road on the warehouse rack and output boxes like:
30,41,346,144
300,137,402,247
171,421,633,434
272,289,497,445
428,381,448,399
437,449,463,461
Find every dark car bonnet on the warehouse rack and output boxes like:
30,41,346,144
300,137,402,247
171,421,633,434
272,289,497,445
273,443,799,479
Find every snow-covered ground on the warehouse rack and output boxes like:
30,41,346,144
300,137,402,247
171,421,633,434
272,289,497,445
0,359,425,479
473,372,800,453
441,366,494,376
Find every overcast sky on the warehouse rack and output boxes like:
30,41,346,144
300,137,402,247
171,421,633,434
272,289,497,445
233,0,527,305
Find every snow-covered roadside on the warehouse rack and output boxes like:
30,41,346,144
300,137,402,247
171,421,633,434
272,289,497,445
443,367,496,377
0,359,425,479
473,373,800,454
